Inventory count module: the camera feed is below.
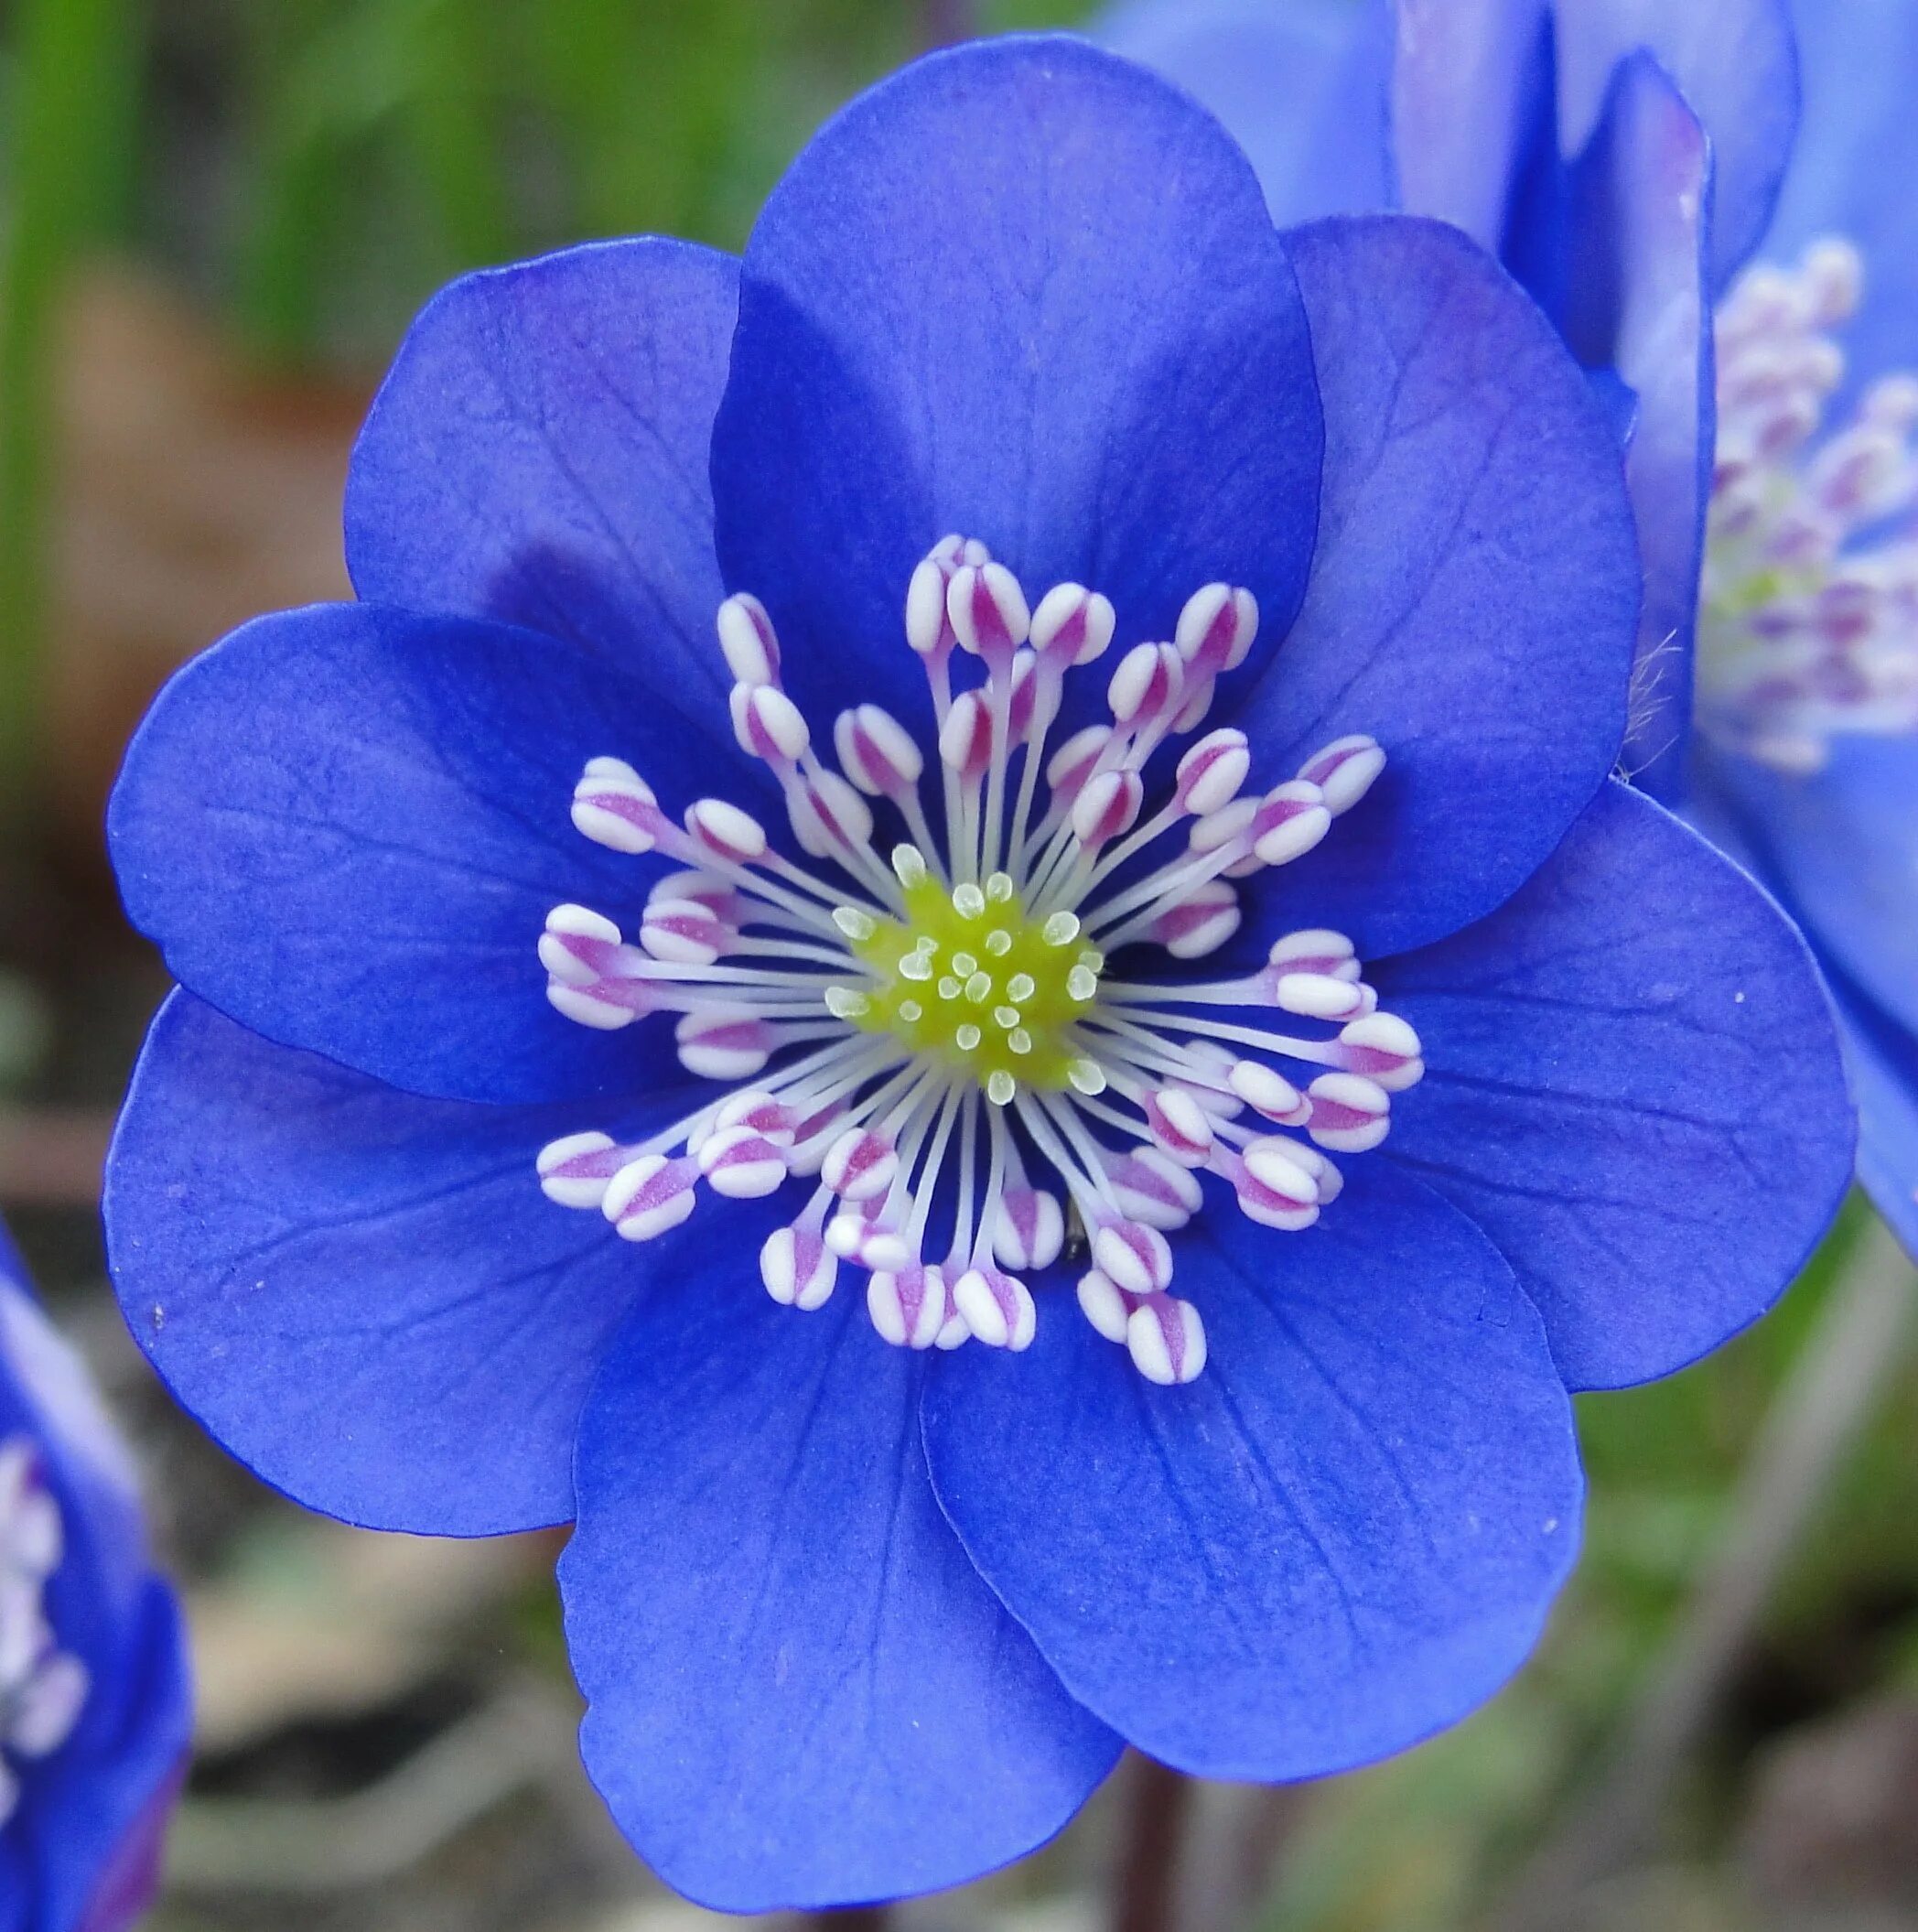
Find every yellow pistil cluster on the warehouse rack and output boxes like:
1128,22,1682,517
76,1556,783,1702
827,850,1102,1103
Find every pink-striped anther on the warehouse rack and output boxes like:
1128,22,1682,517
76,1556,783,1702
685,797,767,865
546,973,656,1031
790,770,875,858
1030,582,1117,666
904,536,986,658
940,689,995,781
716,591,781,687
650,870,742,926
827,1207,912,1273
868,1265,949,1350
1272,972,1369,1021
760,1223,837,1311
1007,651,1040,740
1107,641,1182,729
1234,1139,1321,1232
1045,724,1113,806
1144,1086,1213,1166
1126,1292,1207,1386
1305,1074,1392,1152
822,1126,899,1202
1250,782,1332,867
1175,582,1258,678
571,758,666,854
1149,879,1241,959
1268,929,1361,980
1076,1269,1143,1344
1174,729,1251,815
1298,735,1386,815
640,896,731,967
715,1089,797,1145
536,1131,633,1209
952,1267,1037,1351
603,1155,699,1242
947,561,1030,662
1070,768,1144,849
539,904,625,985
673,1008,775,1081
1338,1012,1425,1090
695,1125,789,1199
1093,1219,1173,1297
730,681,809,764
835,704,924,798
1106,1148,1202,1230
991,1186,1064,1270
1228,1060,1310,1126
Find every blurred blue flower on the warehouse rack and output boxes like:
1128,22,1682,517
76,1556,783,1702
0,1231,189,1929
1097,0,1918,1257
103,35,1850,1911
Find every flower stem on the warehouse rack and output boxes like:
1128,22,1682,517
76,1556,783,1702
1112,1754,1194,1932
1493,1212,1915,1928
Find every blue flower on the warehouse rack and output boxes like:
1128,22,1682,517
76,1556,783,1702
104,36,1851,1911
0,1229,189,1929
1097,0,1918,1259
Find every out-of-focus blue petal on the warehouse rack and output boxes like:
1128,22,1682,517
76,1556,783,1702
922,1167,1580,1781
1829,976,1918,1259
563,1281,1120,1911
1555,0,1798,288
713,35,1322,739
0,1278,189,1932
1710,739,1918,1043
1229,215,1637,957
1559,52,1712,800
109,601,761,1106
1092,0,1394,226
105,992,709,1536
347,238,738,713
1375,780,1854,1391
1766,0,1918,405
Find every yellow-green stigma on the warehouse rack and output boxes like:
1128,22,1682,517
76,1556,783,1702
830,849,1102,1103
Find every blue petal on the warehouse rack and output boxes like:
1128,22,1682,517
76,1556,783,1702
104,992,709,1535
1831,976,1918,1260
347,238,738,707
1555,0,1799,288
1229,215,1638,956
110,600,763,1106
712,34,1323,737
1560,53,1712,800
1091,0,1394,227
1374,780,1855,1391
922,1166,1581,1781
1766,0,1918,410
0,1279,189,1932
562,1279,1120,1911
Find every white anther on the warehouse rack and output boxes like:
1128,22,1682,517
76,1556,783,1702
603,1155,698,1242
1273,972,1368,1020
986,1068,1018,1105
686,797,767,863
536,1131,625,1208
953,882,987,919
1298,735,1386,815
640,896,728,967
1803,236,1863,323
1175,583,1258,675
1108,1148,1202,1229
1243,1137,1320,1205
947,561,1031,657
868,1266,948,1350
547,977,651,1031
1065,963,1099,1000
1070,768,1143,848
730,681,810,763
823,1127,898,1201
1067,1057,1108,1096
673,1007,772,1082
1042,912,1081,946
1126,1294,1207,1386
1076,1270,1135,1343
1145,1086,1213,1166
1107,641,1180,725
907,556,955,656
953,1268,1037,1351
695,1125,789,1199
1030,583,1117,665
892,844,929,888
940,688,994,777
1252,783,1333,867
1228,1061,1309,1124
760,1225,836,1311
1094,1221,1173,1297
1306,1073,1392,1152
539,903,622,985
1045,723,1114,805
1338,1011,1426,1091
790,769,876,858
993,1187,1063,1270
571,758,660,854
1175,729,1251,815
1268,929,1359,976
716,591,781,686
835,703,924,795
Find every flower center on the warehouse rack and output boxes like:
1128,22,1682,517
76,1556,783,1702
835,869,1101,1099
1700,238,1918,772
533,537,1420,1383
0,1437,89,1819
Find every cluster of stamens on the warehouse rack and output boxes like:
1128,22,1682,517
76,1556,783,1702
1701,238,1918,771
0,1438,88,1818
535,536,1422,1383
